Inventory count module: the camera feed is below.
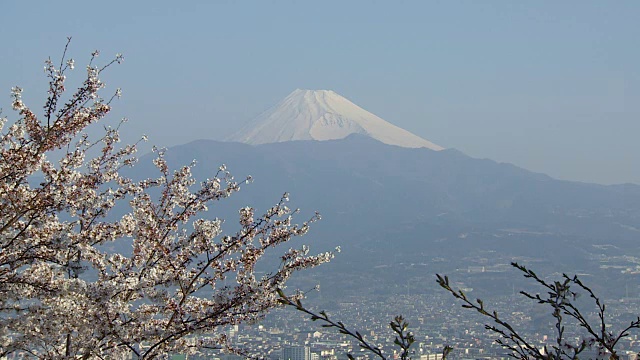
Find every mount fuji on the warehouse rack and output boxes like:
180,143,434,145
132,90,640,296
227,89,443,150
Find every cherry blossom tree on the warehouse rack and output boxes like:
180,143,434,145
0,39,333,359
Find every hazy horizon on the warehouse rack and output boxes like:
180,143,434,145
1,1,638,185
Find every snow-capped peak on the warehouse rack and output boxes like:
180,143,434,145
227,89,444,150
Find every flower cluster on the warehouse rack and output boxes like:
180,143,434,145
0,41,331,359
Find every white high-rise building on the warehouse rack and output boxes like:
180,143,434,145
281,346,310,360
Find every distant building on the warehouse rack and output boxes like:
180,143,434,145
420,354,443,360
282,346,311,360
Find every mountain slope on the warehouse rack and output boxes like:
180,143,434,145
131,137,640,296
139,136,640,249
227,89,443,150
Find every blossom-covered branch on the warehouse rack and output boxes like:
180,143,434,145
0,40,332,359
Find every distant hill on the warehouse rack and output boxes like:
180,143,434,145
122,87,640,299
134,136,640,280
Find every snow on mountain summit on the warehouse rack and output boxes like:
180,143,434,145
227,89,444,150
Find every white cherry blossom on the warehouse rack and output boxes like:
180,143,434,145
0,41,331,359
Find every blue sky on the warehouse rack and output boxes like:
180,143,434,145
1,1,638,184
